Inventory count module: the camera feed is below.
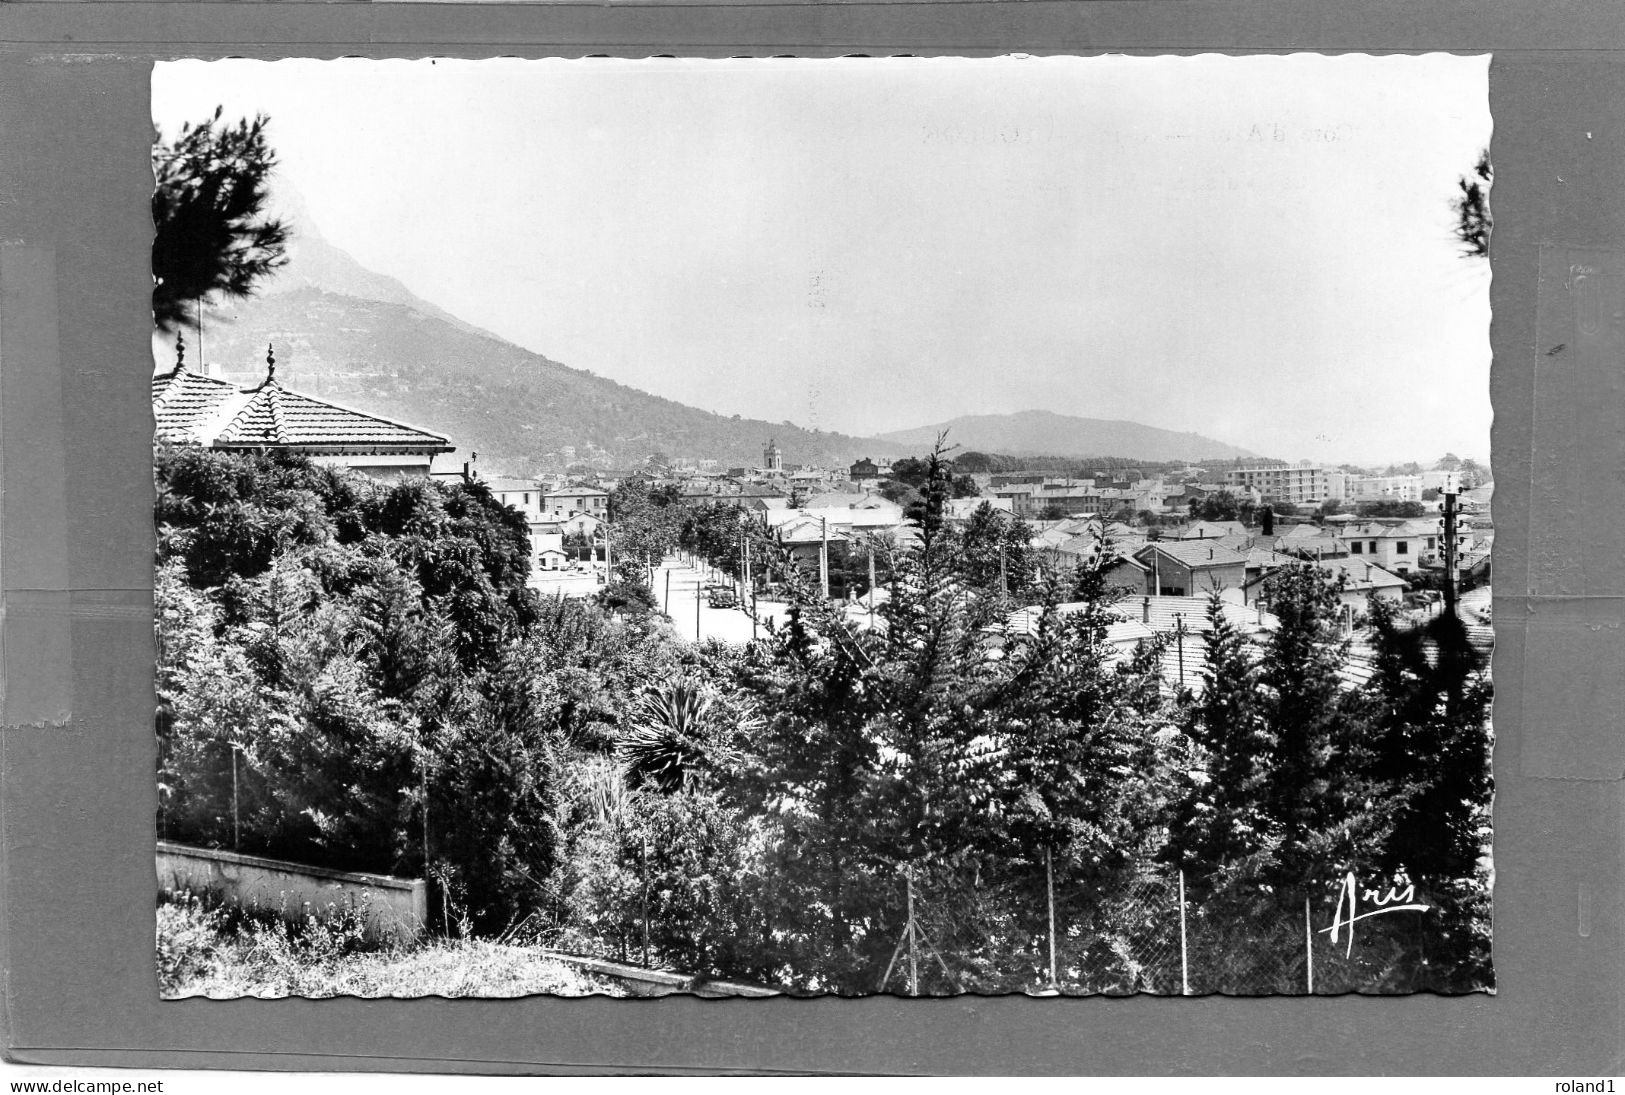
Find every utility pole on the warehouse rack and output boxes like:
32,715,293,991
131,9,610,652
696,569,702,642
664,568,671,614
641,835,651,968
1442,488,1459,614
1179,869,1190,996
820,516,830,600
868,539,877,628
907,873,919,996
1046,844,1059,991
746,537,757,640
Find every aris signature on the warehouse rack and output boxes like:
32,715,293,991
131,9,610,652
1319,872,1431,957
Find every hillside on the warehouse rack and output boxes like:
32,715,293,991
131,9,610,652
178,198,1247,474
877,410,1258,464
190,286,905,477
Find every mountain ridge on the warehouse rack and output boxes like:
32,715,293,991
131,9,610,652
193,285,910,476
877,409,1258,464
180,206,1261,473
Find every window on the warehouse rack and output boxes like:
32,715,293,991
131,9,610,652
1396,541,1408,555
1351,542,1363,554
1427,537,1436,550
524,493,531,505
1369,541,1378,553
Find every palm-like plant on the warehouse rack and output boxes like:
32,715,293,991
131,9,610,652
617,683,729,794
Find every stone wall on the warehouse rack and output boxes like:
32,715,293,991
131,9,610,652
157,841,426,943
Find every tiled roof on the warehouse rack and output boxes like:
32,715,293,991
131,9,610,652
1135,540,1250,569
1307,557,1408,590
1338,519,1439,539
1180,520,1249,540
152,368,242,442
1004,594,1276,640
1048,535,1149,561
484,477,543,494
1244,556,1408,592
154,367,452,453
213,384,452,451
1114,594,1277,635
1245,548,1301,570
778,518,849,544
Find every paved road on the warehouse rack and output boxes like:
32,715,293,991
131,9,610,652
536,555,880,645
528,567,606,599
654,559,790,644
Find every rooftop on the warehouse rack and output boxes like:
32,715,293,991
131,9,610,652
483,477,543,494
1134,540,1250,569
154,365,452,454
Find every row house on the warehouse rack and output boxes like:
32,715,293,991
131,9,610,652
544,486,610,520
992,483,1039,516
1034,484,1102,517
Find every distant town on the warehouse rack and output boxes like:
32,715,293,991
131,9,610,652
150,69,1493,999
154,347,1492,660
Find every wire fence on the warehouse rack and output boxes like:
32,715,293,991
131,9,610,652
558,852,1487,995
891,865,1486,996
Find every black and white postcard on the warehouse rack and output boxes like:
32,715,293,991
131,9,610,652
149,54,1493,998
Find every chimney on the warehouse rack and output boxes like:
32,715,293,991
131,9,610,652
1142,596,1150,623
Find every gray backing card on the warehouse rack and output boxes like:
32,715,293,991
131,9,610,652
0,1,1620,1075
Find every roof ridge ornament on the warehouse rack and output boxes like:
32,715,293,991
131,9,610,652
266,342,277,383
175,330,187,373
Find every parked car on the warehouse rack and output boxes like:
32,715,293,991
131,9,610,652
707,585,739,609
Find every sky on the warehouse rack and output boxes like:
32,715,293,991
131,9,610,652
153,55,1492,467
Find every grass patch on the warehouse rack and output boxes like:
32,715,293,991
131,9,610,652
158,892,623,999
